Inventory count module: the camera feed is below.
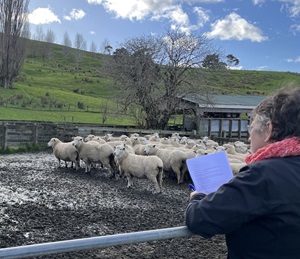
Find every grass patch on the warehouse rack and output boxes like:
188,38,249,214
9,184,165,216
0,144,45,154
0,106,134,125
1,40,300,124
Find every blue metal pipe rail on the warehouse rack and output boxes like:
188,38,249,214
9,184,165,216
0,226,193,259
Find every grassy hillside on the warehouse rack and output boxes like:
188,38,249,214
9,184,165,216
0,40,300,125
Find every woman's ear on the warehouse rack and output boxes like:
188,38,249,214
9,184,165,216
264,122,273,142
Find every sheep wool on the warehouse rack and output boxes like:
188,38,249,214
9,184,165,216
113,144,163,193
47,138,80,170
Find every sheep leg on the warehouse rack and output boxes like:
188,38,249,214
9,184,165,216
157,167,163,190
103,159,115,178
172,167,183,185
147,175,161,193
127,175,134,188
181,164,189,182
75,160,80,171
83,159,91,173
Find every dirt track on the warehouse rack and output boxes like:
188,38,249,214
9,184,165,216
0,151,227,258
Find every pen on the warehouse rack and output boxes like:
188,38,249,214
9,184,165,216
189,184,196,191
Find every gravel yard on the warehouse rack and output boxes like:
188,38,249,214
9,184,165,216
0,151,227,258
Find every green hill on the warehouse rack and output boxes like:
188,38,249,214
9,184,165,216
1,40,300,125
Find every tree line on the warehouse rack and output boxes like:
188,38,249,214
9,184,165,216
0,0,239,130
0,0,113,90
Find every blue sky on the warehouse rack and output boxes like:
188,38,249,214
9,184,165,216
27,0,300,73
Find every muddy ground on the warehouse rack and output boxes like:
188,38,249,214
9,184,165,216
0,151,227,259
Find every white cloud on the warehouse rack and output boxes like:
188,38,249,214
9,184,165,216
87,0,103,3
86,0,212,35
184,0,223,2
89,31,96,35
279,0,300,17
255,65,268,70
86,0,187,24
193,7,210,27
28,7,61,25
290,23,300,34
286,56,300,62
203,12,267,42
94,0,175,21
252,0,265,5
64,9,86,21
152,5,189,26
228,65,243,70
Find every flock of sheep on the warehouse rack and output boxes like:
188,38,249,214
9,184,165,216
47,132,250,193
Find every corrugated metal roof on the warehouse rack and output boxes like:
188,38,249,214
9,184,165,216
211,95,266,106
183,94,266,108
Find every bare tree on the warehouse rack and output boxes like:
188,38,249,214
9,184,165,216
100,100,109,124
112,36,162,129
62,31,72,58
0,0,30,89
44,29,56,59
33,25,44,41
111,30,215,129
90,40,97,58
74,33,86,63
90,41,97,53
100,38,112,54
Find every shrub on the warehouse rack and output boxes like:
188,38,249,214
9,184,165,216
77,101,85,109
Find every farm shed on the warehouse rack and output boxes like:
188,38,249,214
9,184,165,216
180,94,266,132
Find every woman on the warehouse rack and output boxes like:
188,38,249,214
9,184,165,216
185,87,300,258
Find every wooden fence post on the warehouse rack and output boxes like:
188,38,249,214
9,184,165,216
33,123,38,145
2,124,7,149
238,120,242,139
218,119,223,137
208,119,212,137
228,119,233,138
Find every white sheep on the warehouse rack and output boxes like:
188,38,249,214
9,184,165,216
72,136,116,176
234,141,250,154
223,143,247,162
85,135,106,144
47,138,80,170
160,137,171,145
104,133,128,142
179,136,188,144
105,139,132,149
144,144,189,184
149,133,160,142
113,144,163,193
130,133,140,138
130,136,149,155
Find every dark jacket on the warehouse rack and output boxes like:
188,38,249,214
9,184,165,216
185,156,300,259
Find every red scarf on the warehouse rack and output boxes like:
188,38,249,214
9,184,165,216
245,137,300,164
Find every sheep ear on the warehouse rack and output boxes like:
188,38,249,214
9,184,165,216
153,145,156,147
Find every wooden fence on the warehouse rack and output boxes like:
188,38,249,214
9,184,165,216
0,119,249,149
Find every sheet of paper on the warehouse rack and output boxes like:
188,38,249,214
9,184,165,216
186,151,233,194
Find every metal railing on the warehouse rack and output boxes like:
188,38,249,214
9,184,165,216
0,226,193,259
